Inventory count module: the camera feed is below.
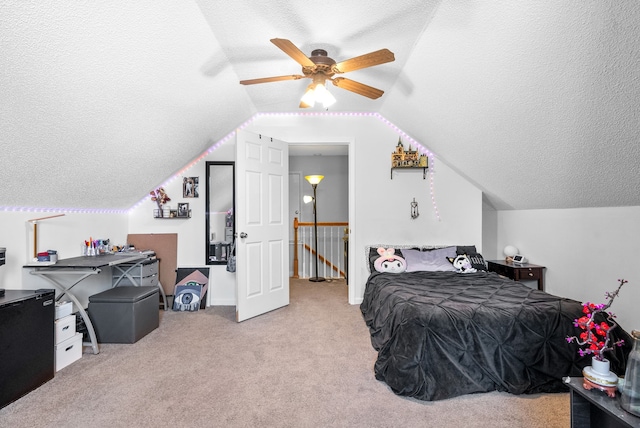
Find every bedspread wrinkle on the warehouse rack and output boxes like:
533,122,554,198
360,271,631,401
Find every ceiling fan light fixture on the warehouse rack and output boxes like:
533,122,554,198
300,82,336,109
241,39,394,107
300,84,316,108
315,83,336,108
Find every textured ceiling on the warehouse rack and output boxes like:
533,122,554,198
0,0,638,211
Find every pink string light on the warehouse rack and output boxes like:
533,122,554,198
5,112,441,218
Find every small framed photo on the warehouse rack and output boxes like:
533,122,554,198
177,203,190,218
183,177,199,198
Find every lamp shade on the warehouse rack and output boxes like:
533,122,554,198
300,85,316,108
503,245,519,257
303,195,313,204
300,83,336,108
305,175,324,185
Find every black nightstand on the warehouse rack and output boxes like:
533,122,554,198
486,259,546,291
565,377,640,428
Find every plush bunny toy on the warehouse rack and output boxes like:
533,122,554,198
374,247,407,273
447,254,477,273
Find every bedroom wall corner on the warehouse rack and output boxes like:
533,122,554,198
482,199,498,259
496,206,640,332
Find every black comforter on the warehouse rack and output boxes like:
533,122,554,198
361,270,630,401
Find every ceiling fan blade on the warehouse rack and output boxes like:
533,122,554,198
239,75,306,85
333,49,395,73
270,38,316,68
331,77,384,99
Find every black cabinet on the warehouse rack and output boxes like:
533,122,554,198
566,377,640,428
0,290,55,409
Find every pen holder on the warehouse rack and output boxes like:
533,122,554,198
82,244,96,256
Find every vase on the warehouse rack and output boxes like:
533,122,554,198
621,330,640,416
583,357,619,387
592,358,611,375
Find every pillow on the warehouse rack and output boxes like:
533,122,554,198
401,246,457,272
368,247,404,273
456,246,477,256
455,245,487,271
373,248,407,273
467,253,487,271
366,245,418,273
447,254,477,273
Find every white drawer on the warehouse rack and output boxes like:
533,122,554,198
55,332,82,371
55,314,76,344
55,301,72,319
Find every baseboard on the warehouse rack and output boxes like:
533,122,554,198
208,298,236,306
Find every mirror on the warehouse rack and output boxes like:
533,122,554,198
205,161,235,265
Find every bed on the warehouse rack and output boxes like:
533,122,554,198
360,245,631,401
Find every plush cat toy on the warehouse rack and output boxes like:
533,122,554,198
447,254,477,273
374,247,407,273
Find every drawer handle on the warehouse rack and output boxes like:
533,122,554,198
62,326,69,331
65,345,74,352
528,273,534,277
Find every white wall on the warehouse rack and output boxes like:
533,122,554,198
495,206,640,331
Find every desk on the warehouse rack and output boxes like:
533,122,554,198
566,377,640,428
26,254,164,355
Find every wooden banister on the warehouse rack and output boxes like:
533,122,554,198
293,217,348,279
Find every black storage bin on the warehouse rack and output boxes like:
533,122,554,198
88,286,159,343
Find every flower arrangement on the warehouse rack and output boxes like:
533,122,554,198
566,279,628,361
150,187,171,213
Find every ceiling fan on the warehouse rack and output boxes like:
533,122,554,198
239,38,395,108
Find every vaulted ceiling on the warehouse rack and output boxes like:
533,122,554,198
1,1,638,211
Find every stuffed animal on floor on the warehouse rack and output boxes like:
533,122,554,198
374,247,407,273
447,254,477,273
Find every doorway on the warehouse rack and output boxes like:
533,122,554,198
288,143,350,285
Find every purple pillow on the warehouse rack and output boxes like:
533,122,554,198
401,247,457,272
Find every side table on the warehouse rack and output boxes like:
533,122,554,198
565,376,640,428
486,259,545,291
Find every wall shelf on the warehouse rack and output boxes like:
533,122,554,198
153,209,191,219
391,167,428,179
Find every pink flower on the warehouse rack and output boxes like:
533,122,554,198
566,279,629,361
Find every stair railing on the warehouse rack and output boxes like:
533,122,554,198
293,217,348,280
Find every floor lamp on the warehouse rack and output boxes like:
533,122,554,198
304,175,325,282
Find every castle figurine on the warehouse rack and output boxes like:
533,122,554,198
391,138,428,168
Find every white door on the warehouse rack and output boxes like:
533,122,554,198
235,130,289,322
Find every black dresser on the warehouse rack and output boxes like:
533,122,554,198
0,289,55,409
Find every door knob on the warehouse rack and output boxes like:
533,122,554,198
239,232,248,238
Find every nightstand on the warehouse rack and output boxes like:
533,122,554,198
486,259,546,291
565,376,640,428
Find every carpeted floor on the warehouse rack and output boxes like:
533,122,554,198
0,278,569,427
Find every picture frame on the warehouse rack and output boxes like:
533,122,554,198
183,177,199,198
177,203,190,218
